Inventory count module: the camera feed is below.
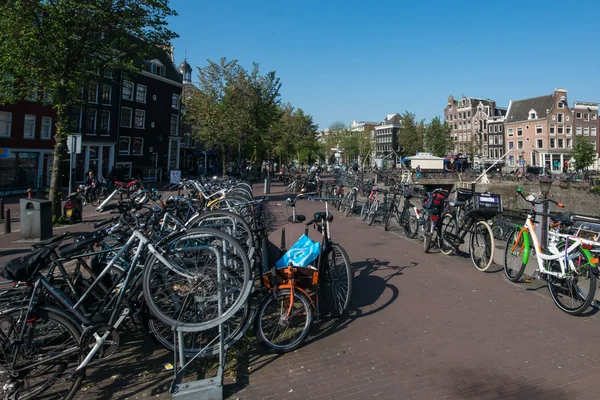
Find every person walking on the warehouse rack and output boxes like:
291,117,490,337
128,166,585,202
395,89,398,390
415,165,422,180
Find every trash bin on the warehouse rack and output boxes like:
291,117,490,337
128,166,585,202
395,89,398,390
20,198,53,240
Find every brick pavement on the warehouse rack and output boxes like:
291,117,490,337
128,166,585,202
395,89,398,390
3,181,600,399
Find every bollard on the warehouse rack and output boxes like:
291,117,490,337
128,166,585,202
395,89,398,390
264,177,271,195
280,228,286,256
4,209,10,234
0,198,3,221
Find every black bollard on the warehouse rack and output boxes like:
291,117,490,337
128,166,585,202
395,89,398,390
0,198,3,221
4,209,10,234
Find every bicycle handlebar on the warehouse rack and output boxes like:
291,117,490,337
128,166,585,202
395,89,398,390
93,215,119,229
517,190,564,208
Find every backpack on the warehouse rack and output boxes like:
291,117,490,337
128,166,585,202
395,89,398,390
423,191,447,215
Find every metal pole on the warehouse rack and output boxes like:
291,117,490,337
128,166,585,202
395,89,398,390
68,136,74,195
474,147,515,184
0,198,3,221
4,209,10,234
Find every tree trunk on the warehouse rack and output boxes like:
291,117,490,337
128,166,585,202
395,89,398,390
222,147,227,177
49,86,69,219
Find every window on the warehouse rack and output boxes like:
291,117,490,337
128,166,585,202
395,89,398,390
170,114,178,135
558,102,564,109
132,137,144,155
576,126,582,135
499,125,503,132
150,62,166,77
536,125,543,135
592,114,597,120
134,110,145,129
558,138,564,148
104,70,112,79
102,85,112,105
537,139,543,148
499,136,503,145
508,141,514,150
550,138,556,148
70,108,81,132
558,126,563,134
530,112,536,119
87,82,98,103
567,138,572,148
24,115,35,139
489,136,494,145
86,110,97,134
41,116,52,140
120,107,132,127
517,128,522,136
119,137,130,155
99,111,110,135
0,112,11,138
584,127,589,136
557,113,563,123
566,126,572,136
135,84,147,103
172,94,179,109
122,81,134,100
584,113,589,121
592,127,597,137
517,140,523,150
507,128,514,137
576,112,582,119
550,125,555,135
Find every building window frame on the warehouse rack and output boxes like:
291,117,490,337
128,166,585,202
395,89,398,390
102,85,112,105
517,128,523,136
41,116,52,140
119,137,131,155
88,82,98,104
170,114,178,136
86,109,97,135
557,113,564,123
517,140,523,150
135,84,147,103
536,125,543,135
592,127,597,137
120,107,133,128
584,127,590,136
576,126,582,135
537,138,543,149
132,137,144,156
24,114,36,139
134,109,145,129
550,125,555,135
172,94,179,109
99,111,110,136
507,128,514,137
0,112,12,138
122,80,134,101
566,126,572,136
576,112,582,119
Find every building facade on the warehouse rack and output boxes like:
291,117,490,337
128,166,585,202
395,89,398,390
0,97,56,194
374,113,402,166
505,89,599,173
444,95,505,163
487,115,506,163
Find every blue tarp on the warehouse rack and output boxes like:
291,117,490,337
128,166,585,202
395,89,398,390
275,234,321,268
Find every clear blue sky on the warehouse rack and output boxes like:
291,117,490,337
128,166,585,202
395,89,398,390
168,0,600,130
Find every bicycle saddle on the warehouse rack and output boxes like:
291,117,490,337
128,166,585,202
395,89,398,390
313,211,334,222
449,201,464,207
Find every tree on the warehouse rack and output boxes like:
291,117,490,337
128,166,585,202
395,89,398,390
269,103,318,166
572,135,596,171
0,0,178,218
399,111,424,157
424,117,453,157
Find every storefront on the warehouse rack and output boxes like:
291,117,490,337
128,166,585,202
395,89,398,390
0,148,53,195
74,142,116,182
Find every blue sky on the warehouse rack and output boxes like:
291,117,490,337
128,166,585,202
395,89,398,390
168,0,600,130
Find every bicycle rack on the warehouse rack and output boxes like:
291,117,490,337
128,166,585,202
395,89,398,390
169,245,230,400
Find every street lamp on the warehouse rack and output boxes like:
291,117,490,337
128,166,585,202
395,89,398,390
539,178,553,198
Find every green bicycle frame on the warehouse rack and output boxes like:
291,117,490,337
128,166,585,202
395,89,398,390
511,225,532,265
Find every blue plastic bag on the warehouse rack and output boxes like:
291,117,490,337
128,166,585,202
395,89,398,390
275,234,321,268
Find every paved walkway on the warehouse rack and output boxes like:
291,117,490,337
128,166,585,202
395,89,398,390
4,181,600,399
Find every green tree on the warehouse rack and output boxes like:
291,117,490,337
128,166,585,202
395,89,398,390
269,104,318,166
399,111,424,157
572,135,596,171
424,117,453,157
0,0,178,217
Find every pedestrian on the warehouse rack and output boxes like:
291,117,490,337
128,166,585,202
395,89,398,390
415,165,422,180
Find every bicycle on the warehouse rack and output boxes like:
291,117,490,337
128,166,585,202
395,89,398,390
503,187,599,315
439,188,497,271
255,195,353,353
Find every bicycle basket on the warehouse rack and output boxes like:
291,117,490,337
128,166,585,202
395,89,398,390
0,247,52,282
465,193,503,217
456,188,473,202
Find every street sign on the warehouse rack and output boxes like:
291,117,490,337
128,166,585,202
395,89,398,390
0,148,9,159
170,170,182,184
66,135,82,154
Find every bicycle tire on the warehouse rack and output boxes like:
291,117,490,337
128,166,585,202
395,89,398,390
547,246,597,316
503,228,527,282
491,225,504,240
142,228,252,332
345,196,356,217
320,244,353,316
368,202,378,225
439,213,456,255
470,221,495,272
186,209,254,254
360,199,371,221
0,307,83,400
255,289,312,353
423,218,433,253
384,206,393,231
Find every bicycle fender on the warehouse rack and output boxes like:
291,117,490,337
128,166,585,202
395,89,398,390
581,248,600,276
521,230,532,265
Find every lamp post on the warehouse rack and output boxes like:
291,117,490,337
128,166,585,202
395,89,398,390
539,177,553,249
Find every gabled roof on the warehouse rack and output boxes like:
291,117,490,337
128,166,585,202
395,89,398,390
506,94,554,123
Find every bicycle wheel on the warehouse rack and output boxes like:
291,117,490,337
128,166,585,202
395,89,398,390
403,209,418,238
255,289,312,353
491,224,504,240
469,221,495,272
89,190,100,206
547,246,597,316
360,199,371,221
423,217,433,253
186,210,254,255
0,307,83,400
368,202,379,225
439,213,456,255
142,228,252,332
339,195,348,214
319,244,353,316
345,195,356,217
503,228,527,282
384,205,394,231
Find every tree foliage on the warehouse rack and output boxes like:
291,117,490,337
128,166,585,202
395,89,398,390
399,111,424,157
572,135,596,171
268,103,318,165
424,117,453,157
0,0,178,217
